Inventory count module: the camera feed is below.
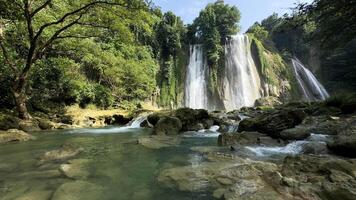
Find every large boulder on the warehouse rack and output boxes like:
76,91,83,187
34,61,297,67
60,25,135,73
153,117,182,136
328,119,356,157
218,132,280,147
0,129,35,144
254,96,282,107
0,114,20,130
280,126,311,140
175,108,210,131
238,109,307,138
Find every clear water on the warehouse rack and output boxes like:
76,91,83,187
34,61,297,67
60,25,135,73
0,127,218,200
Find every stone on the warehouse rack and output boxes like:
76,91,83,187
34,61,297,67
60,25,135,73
213,188,226,199
39,143,83,162
238,109,307,138
51,181,104,200
18,120,41,132
0,129,35,144
254,96,282,107
137,136,181,149
37,118,55,130
59,159,91,180
218,132,280,146
153,116,182,135
14,190,52,200
0,114,20,130
280,126,311,140
328,120,356,157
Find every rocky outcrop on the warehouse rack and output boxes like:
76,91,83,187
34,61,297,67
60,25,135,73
328,118,356,157
238,108,306,138
147,108,215,135
254,96,282,107
217,132,281,147
154,117,182,136
0,129,35,144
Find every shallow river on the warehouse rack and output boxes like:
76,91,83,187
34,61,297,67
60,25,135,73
0,126,221,200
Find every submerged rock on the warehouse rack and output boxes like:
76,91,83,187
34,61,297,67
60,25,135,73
60,159,91,180
0,129,35,144
14,190,52,200
39,143,83,163
52,181,104,200
137,136,181,149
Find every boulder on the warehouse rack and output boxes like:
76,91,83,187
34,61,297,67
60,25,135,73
238,109,307,138
217,132,280,147
153,117,182,136
39,143,83,163
18,120,41,132
280,126,311,140
37,118,55,130
0,114,20,130
0,129,35,144
59,159,91,180
52,181,104,200
254,96,282,107
328,119,356,157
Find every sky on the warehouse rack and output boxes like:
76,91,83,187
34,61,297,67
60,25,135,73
153,0,313,32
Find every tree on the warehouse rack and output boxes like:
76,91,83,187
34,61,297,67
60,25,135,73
247,22,269,41
298,0,356,48
0,0,144,119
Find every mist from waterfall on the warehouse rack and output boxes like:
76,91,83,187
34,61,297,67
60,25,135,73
185,45,208,109
291,58,329,101
222,35,262,110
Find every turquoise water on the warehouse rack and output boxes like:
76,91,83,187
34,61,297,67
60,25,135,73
0,127,219,200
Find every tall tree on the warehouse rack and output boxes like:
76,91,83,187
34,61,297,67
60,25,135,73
0,0,144,119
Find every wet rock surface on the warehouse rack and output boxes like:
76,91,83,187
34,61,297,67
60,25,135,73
0,129,35,144
39,143,83,163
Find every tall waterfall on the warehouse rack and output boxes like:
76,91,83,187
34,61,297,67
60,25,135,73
291,58,329,101
185,45,208,109
222,35,261,110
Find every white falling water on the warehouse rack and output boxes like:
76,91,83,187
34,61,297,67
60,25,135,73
222,35,261,110
185,45,208,109
291,58,329,101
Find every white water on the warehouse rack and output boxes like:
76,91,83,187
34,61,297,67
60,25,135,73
185,45,208,109
246,141,309,157
222,35,261,110
67,115,147,134
291,58,329,101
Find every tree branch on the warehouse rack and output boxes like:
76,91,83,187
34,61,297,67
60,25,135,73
34,14,84,62
30,0,52,17
33,1,130,43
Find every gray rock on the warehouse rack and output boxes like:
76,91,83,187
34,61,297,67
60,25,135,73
153,117,182,135
52,181,104,200
0,129,35,144
280,126,311,140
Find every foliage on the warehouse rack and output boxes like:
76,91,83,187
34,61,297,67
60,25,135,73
247,23,269,41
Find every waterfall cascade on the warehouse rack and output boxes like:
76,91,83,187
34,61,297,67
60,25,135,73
184,45,208,109
291,58,329,101
222,35,261,110
184,35,261,110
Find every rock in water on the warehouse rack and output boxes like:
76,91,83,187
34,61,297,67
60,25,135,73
0,129,35,144
52,181,104,200
137,136,181,149
153,117,182,135
328,119,356,157
39,143,83,163
59,159,91,180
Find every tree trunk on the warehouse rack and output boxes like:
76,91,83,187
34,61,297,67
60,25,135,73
13,76,31,120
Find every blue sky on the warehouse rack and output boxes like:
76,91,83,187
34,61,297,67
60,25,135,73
153,0,313,32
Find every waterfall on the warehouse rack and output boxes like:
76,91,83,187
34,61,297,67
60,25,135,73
185,45,208,109
222,35,261,110
291,58,329,101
